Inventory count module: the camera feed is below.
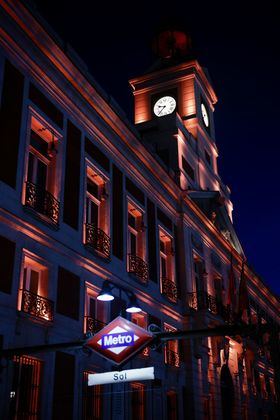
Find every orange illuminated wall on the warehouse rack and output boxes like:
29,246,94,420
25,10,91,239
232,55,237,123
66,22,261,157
178,78,197,137
134,92,151,124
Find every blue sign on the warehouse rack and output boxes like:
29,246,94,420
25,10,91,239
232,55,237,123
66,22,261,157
101,331,135,349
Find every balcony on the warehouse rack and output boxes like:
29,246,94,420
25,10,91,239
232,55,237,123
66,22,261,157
85,316,106,334
128,254,148,284
165,349,180,368
161,277,178,303
85,223,111,259
187,291,236,323
20,289,54,322
24,181,60,226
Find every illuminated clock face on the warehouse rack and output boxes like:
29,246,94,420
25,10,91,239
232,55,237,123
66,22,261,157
201,103,209,127
153,96,176,117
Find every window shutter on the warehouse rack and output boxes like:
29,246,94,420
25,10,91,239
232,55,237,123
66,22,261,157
0,235,16,294
112,165,123,259
0,60,24,188
56,267,80,320
147,199,157,282
173,224,181,299
52,352,75,420
63,120,81,229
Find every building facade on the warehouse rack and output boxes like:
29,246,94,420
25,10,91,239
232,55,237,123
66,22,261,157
0,1,279,419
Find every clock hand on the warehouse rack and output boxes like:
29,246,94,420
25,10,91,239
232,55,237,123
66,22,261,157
158,105,166,115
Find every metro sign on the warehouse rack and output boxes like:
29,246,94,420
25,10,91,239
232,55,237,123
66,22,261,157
86,316,153,365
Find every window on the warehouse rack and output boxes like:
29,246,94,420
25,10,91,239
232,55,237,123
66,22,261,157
205,150,211,166
9,355,43,420
131,312,149,356
56,267,80,320
84,288,106,334
84,164,110,258
187,254,206,310
159,229,177,303
250,308,258,325
182,156,195,181
131,383,146,420
18,253,53,322
269,378,277,401
164,323,180,367
259,374,268,399
82,371,103,420
193,255,206,293
24,113,60,225
127,201,148,283
167,391,178,420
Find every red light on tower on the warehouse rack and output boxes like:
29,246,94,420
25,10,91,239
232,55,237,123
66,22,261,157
152,30,192,59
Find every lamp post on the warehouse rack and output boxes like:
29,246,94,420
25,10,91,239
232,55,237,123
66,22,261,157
97,279,142,314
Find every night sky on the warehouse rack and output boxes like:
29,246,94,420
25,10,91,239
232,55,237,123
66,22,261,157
31,0,280,296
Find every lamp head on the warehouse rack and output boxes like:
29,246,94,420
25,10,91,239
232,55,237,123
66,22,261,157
97,280,114,302
126,295,142,313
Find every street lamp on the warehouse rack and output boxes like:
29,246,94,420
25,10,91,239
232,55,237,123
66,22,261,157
97,280,114,302
97,279,142,313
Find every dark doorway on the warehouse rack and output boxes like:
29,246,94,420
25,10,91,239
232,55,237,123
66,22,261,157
220,364,234,420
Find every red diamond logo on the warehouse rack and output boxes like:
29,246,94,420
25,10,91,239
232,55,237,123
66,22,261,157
86,316,153,365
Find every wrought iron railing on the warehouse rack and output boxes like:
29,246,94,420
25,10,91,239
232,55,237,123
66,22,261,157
128,254,148,284
85,223,111,258
25,181,60,225
85,316,106,334
187,291,236,323
165,349,180,368
187,291,215,312
20,289,54,322
161,277,178,303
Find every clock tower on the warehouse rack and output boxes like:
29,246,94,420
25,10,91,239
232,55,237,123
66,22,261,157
129,29,234,223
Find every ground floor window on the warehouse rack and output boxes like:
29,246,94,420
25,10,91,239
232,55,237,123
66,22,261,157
9,355,43,420
167,390,178,420
82,371,103,420
131,382,146,420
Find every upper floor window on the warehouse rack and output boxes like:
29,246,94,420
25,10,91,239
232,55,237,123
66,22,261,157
84,163,110,259
205,149,212,167
84,286,106,334
131,312,149,357
182,156,195,181
127,201,148,284
18,252,53,322
159,229,177,303
24,112,61,226
193,254,206,293
164,323,180,367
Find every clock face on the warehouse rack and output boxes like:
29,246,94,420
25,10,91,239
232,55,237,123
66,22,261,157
201,103,209,127
153,96,176,117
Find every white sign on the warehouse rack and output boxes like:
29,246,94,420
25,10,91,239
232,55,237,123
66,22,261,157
88,367,155,386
